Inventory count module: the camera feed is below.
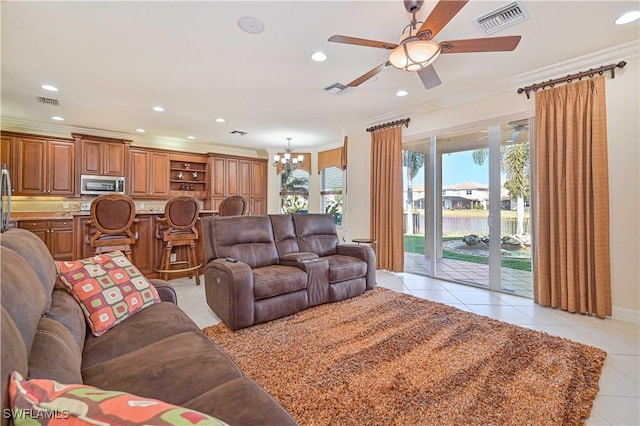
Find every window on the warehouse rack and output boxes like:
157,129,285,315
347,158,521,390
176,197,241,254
321,166,343,225
280,169,309,213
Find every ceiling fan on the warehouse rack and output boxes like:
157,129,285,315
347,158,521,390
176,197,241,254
328,0,522,90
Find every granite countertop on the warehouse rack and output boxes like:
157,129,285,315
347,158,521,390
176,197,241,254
11,210,217,221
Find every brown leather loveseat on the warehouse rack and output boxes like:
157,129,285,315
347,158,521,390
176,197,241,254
202,214,376,331
0,228,296,426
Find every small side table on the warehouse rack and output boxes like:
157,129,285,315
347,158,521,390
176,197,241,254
352,238,377,257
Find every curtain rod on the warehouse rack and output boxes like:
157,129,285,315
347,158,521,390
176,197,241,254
517,61,627,99
366,118,410,133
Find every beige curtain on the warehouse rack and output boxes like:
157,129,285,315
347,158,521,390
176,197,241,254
534,76,611,317
341,136,348,170
370,127,404,272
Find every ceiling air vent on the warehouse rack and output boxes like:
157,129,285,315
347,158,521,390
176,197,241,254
324,82,348,95
230,130,248,136
35,96,60,106
474,1,529,35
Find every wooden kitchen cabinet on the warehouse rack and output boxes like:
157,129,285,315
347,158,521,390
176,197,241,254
13,136,75,196
74,134,129,177
129,148,170,197
209,155,267,214
1,135,13,169
19,219,73,260
1,135,15,195
129,215,155,276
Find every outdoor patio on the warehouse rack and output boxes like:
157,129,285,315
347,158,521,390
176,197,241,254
404,252,533,299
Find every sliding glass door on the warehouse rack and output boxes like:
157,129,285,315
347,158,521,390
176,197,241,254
403,118,533,297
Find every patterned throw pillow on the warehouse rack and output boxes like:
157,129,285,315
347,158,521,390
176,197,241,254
56,251,160,336
9,371,228,425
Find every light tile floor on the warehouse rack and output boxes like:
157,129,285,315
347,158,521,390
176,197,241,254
171,271,640,425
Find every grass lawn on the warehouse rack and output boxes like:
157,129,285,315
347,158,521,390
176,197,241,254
404,235,532,272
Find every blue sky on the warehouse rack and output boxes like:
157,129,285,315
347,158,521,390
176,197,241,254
406,151,489,188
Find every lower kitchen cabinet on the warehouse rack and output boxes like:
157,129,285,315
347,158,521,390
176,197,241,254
18,219,73,261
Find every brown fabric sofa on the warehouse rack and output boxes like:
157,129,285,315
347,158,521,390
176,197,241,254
0,228,297,426
202,214,376,331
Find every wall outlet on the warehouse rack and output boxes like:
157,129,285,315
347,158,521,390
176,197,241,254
170,253,177,262
62,202,69,209
140,202,145,209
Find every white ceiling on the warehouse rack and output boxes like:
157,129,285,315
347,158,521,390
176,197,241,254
1,1,638,153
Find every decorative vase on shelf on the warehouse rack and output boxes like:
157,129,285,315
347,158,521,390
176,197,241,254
184,163,191,169
192,171,198,181
177,172,184,180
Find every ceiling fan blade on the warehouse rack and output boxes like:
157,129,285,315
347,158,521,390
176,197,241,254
417,65,441,89
416,0,469,40
328,35,397,50
347,62,390,87
440,36,522,53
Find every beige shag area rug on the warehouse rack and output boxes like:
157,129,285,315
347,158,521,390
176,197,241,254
202,288,606,426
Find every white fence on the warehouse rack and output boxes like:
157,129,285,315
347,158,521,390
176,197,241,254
404,212,531,237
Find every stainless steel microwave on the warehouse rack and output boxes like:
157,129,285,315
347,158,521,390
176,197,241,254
80,175,125,195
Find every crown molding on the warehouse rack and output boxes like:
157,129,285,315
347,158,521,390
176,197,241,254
350,40,640,132
0,116,263,158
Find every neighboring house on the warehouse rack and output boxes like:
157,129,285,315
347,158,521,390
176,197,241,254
442,181,489,210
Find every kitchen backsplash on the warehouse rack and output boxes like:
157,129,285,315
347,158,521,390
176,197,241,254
11,196,169,213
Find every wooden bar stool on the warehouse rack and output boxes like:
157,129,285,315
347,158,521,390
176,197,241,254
155,196,201,285
218,195,248,216
85,194,138,259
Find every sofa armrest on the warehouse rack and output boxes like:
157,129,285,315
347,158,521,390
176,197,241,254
336,244,377,290
150,279,177,304
204,259,254,331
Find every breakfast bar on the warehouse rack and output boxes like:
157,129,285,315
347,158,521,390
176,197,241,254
13,209,215,280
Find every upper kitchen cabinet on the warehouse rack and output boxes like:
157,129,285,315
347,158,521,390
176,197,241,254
74,133,130,177
129,148,170,198
1,135,14,181
11,134,76,196
208,154,267,215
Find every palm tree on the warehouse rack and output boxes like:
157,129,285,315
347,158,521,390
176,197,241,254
472,144,529,235
280,169,309,213
403,151,425,234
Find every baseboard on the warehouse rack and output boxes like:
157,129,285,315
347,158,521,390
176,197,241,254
612,306,640,325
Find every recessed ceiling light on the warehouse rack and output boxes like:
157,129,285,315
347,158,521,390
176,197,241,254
136,128,146,133
396,90,409,97
238,16,264,34
41,84,58,92
187,136,196,140
311,51,327,62
615,10,640,24
153,106,165,112
215,117,226,123
51,116,64,121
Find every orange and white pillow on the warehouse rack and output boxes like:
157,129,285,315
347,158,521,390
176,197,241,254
9,372,227,425
56,251,160,336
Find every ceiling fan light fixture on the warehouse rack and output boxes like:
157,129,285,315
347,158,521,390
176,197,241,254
389,39,441,71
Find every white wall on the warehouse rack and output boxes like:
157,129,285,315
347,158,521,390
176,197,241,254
343,53,640,314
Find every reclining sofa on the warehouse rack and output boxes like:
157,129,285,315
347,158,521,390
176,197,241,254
202,213,376,331
1,228,296,426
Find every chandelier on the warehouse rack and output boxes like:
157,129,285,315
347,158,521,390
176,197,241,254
273,138,304,172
